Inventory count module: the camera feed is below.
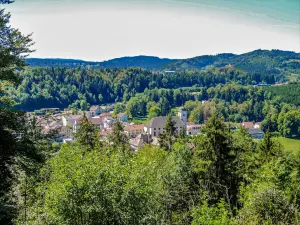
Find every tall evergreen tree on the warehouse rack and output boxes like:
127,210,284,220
74,114,99,150
192,115,238,213
158,115,177,151
258,129,282,162
108,120,129,152
0,1,49,224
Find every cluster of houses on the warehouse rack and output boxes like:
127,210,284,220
35,104,128,143
34,105,265,150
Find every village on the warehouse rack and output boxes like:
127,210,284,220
33,104,265,150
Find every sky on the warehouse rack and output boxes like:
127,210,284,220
3,0,300,61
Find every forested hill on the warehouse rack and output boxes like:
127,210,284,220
10,66,276,111
26,50,300,81
164,50,300,81
26,56,177,70
100,56,176,69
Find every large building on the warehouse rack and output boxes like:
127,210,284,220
124,124,144,138
144,116,184,137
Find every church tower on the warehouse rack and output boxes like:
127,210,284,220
178,107,187,127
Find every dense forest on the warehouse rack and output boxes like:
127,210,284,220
165,50,300,82
9,66,280,111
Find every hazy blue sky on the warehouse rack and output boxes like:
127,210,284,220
3,0,300,61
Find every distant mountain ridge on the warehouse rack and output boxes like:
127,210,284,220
165,49,300,70
26,56,177,70
26,50,300,81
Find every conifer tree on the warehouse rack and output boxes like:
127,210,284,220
108,120,129,152
258,129,281,162
74,114,99,150
158,115,177,151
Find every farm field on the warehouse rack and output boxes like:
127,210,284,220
277,137,300,154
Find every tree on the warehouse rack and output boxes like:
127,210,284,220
192,200,233,225
189,105,204,124
114,103,126,115
80,99,90,111
159,97,171,116
148,105,161,119
158,115,177,151
108,120,129,152
74,114,99,150
278,109,300,137
0,2,45,224
192,116,240,213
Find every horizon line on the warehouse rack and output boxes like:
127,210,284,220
26,48,299,63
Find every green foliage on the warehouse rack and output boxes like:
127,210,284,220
148,104,161,119
192,200,234,225
238,185,299,225
258,130,281,160
74,114,99,149
0,4,54,224
158,115,178,151
265,83,300,106
114,103,126,115
277,137,300,154
15,115,300,224
107,120,129,152
278,109,300,137
166,49,300,83
8,65,285,111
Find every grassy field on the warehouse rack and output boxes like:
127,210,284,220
277,137,300,154
253,137,300,154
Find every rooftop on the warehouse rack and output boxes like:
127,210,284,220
145,116,184,128
248,128,264,135
242,122,254,128
124,124,144,131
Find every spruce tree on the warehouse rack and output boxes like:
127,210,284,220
108,120,129,152
74,114,99,150
158,115,177,151
258,129,281,162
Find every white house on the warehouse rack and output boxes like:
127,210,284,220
144,116,184,137
73,117,103,133
124,124,144,138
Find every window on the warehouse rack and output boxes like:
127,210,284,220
154,132,156,137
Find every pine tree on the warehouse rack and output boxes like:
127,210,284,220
74,114,99,150
158,115,177,151
258,129,281,162
108,120,129,152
